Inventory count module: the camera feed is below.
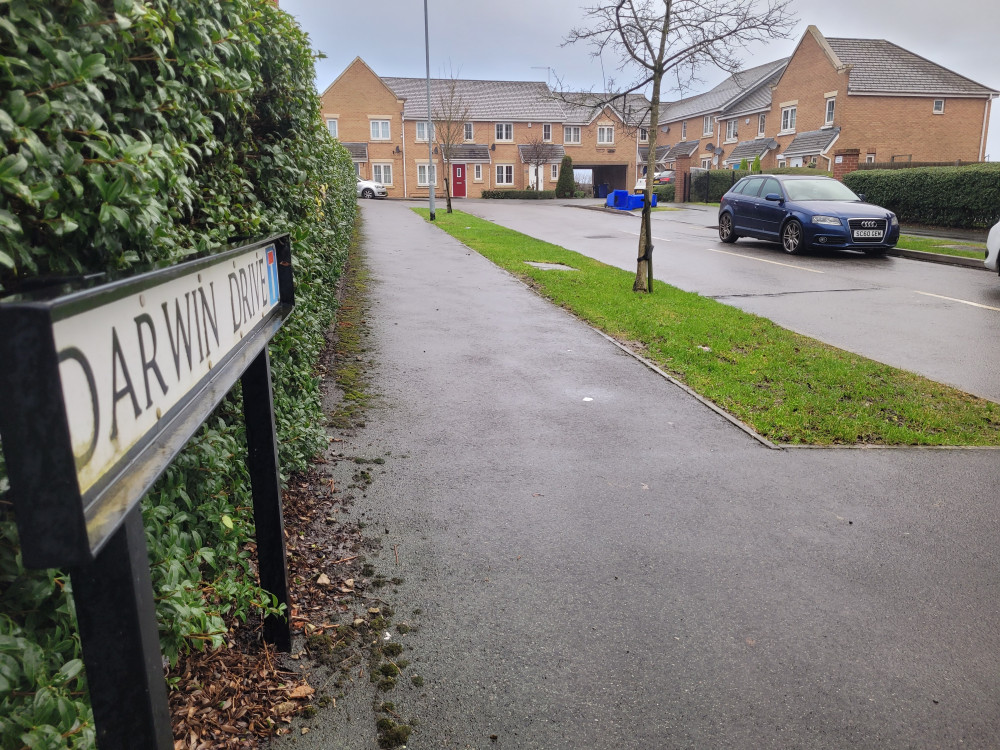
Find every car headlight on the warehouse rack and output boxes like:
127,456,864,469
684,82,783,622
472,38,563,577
811,215,842,226
890,213,898,227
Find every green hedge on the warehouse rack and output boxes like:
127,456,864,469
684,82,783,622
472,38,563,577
689,169,748,202
481,189,557,199
0,1,356,746
844,164,1000,228
764,166,833,176
653,184,675,203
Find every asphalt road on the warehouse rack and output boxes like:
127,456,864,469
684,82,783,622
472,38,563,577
276,199,1000,749
460,200,1000,403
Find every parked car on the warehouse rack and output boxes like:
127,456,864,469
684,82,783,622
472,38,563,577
633,171,674,193
357,179,387,199
985,220,1000,274
718,174,899,255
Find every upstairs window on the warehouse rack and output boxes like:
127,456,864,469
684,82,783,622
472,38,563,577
703,116,713,136
639,127,648,143
757,114,766,137
597,126,614,144
725,119,738,141
681,121,687,139
564,126,581,144
495,122,513,141
326,118,338,138
370,120,390,140
933,99,945,114
542,123,552,142
464,122,474,141
825,98,836,125
780,106,796,132
416,121,435,142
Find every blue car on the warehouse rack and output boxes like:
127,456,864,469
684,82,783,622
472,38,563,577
718,174,899,255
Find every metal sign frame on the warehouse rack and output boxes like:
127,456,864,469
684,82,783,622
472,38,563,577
0,234,296,748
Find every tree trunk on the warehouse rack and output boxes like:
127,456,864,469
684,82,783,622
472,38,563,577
444,175,452,214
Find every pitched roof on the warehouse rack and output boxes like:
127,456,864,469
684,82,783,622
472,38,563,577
449,144,492,162
342,142,368,161
825,37,998,97
721,66,787,117
638,145,672,163
665,140,700,159
517,144,566,163
778,128,840,158
658,58,789,123
382,77,566,122
559,93,651,126
723,138,779,164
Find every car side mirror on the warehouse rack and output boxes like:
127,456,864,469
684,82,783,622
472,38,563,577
857,193,866,202
764,193,783,203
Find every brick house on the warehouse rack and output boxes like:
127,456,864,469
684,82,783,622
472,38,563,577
654,26,996,179
321,57,649,198
320,57,647,198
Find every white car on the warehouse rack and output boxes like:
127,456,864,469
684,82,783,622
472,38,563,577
357,179,387,199
986,220,1000,273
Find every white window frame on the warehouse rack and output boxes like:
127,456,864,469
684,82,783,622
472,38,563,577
725,119,738,142
370,119,390,140
464,122,474,141
372,163,393,186
703,116,713,136
777,160,786,168
681,121,687,139
780,106,796,133
326,118,338,138
551,163,558,180
825,98,836,125
639,128,649,143
474,163,482,181
495,122,513,142
933,99,945,114
417,164,437,187
542,123,552,142
757,114,766,137
416,121,435,142
701,157,712,169
597,125,614,145
866,153,876,163
564,126,581,144
353,162,362,177
496,164,514,185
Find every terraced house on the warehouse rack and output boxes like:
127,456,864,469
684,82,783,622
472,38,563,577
655,26,996,176
321,58,648,198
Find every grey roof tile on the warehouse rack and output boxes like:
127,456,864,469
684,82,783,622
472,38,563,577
342,142,368,161
449,144,492,162
665,140,700,159
382,77,566,121
826,38,997,96
517,144,566,163
778,128,840,158
658,58,789,123
560,92,651,126
723,138,779,164
638,145,672,162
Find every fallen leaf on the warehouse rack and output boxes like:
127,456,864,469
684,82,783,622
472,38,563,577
273,701,297,716
289,685,315,699
316,573,331,585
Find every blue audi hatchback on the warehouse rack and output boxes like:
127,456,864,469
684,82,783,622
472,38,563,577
718,174,899,255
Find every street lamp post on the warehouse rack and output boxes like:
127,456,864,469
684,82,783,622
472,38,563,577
424,0,435,221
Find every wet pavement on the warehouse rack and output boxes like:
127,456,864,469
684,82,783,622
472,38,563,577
278,199,1000,749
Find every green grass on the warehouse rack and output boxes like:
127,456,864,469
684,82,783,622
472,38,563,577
896,234,986,259
414,208,1000,446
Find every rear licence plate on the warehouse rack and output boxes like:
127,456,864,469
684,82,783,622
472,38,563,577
853,229,883,238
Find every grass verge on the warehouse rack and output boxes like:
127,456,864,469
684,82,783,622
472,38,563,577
414,208,1000,446
896,234,986,259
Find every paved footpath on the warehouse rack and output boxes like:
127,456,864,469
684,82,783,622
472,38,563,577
282,200,1000,749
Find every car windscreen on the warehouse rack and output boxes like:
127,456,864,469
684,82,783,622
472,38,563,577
782,179,860,202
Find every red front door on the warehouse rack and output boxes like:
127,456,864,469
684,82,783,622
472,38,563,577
452,164,466,198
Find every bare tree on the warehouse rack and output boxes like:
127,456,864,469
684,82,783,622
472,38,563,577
432,76,471,214
520,135,563,192
566,0,795,293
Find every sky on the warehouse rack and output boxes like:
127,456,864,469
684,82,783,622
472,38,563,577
279,0,1000,160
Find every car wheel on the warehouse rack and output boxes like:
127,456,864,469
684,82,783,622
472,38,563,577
718,213,739,244
361,188,375,199
781,219,803,254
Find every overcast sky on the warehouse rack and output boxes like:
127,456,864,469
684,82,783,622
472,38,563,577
280,0,1000,160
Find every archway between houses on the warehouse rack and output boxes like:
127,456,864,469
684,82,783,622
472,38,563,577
573,163,628,198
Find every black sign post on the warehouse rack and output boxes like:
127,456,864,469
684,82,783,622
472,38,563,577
0,234,295,748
